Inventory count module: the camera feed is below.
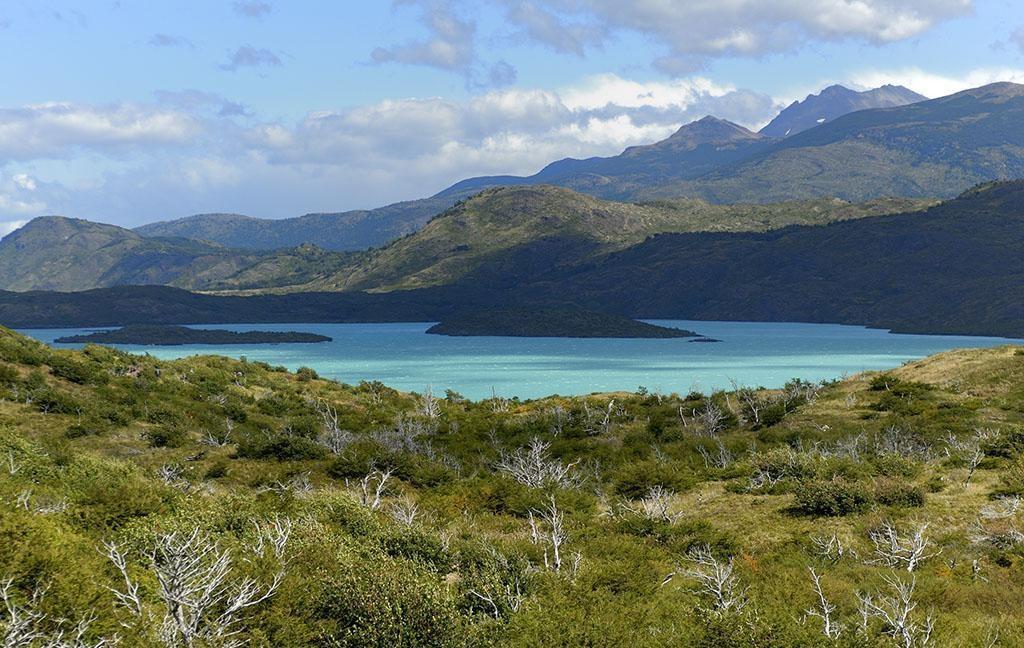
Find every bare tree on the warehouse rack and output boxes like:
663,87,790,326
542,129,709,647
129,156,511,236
389,495,420,526
811,531,857,563
673,545,747,615
496,438,582,489
528,496,576,574
583,400,617,436
353,469,392,511
418,386,441,420
945,428,996,487
310,398,353,454
4,452,19,476
684,402,726,437
869,522,940,572
623,486,683,524
105,526,288,648
857,573,934,648
1,579,117,647
548,405,570,436
804,567,842,640
698,440,735,469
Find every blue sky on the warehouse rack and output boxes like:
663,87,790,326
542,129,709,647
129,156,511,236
1,0,1023,231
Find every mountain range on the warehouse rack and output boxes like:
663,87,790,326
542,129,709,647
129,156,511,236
2,180,1024,338
3,81,1024,339
0,189,930,293
117,82,1024,253
758,84,926,137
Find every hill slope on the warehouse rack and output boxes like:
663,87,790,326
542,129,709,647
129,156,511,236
134,192,471,252
293,185,930,293
0,327,1023,644
1,183,1022,337
2,189,927,294
759,84,925,137
0,217,354,292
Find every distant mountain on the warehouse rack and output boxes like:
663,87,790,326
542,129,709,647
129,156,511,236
649,82,1024,203
759,84,925,137
129,83,1018,253
441,83,1024,206
0,217,353,292
437,116,774,201
279,185,931,293
6,182,1024,338
134,193,471,252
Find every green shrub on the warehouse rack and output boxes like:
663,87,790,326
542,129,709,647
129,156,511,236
296,366,319,382
793,478,871,516
236,434,328,461
31,387,81,415
145,425,189,448
873,480,925,508
311,564,460,647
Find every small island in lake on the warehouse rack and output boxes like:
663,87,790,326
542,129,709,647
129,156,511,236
426,309,700,339
55,325,332,346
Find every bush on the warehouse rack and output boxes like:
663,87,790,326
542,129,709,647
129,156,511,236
31,387,82,415
793,478,871,516
311,563,460,647
145,426,189,448
873,480,925,508
296,366,319,382
236,434,328,461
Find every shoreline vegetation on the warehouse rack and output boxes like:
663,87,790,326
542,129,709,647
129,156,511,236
0,325,1023,644
54,324,332,346
425,309,700,338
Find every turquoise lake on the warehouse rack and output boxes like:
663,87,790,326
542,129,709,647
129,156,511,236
20,321,1017,401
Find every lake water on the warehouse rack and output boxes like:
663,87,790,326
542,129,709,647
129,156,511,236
20,321,1017,401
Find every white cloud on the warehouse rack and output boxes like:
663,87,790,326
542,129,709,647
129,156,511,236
0,220,27,237
0,103,198,160
848,66,1024,98
507,0,972,72
0,73,780,224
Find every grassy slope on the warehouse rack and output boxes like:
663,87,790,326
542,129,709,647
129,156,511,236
0,218,357,293
292,186,932,293
2,326,1024,645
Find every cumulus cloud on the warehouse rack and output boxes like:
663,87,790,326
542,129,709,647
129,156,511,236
0,73,783,224
502,1,605,56
372,1,518,88
501,0,972,72
848,66,1024,98
372,1,477,72
233,1,272,18
0,103,199,160
219,46,282,72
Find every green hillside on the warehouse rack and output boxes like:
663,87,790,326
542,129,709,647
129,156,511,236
298,185,930,293
1,326,1024,644
134,193,469,252
1,190,926,294
0,218,355,293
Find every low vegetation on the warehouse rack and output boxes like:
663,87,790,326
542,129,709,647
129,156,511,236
1,326,1024,645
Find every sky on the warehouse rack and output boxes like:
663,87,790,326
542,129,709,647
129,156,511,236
1,0,1023,232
